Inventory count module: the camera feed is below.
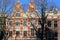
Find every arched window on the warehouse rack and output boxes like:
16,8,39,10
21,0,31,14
16,21,20,26
8,21,13,26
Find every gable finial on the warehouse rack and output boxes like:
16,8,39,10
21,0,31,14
31,0,34,2
17,0,20,2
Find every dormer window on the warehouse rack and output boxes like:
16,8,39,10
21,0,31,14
30,12,35,18
53,10,57,14
52,8,57,14
16,13,21,17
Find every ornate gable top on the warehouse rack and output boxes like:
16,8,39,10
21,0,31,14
31,0,34,2
14,0,23,12
50,7,58,11
17,0,20,2
15,0,21,5
28,0,36,12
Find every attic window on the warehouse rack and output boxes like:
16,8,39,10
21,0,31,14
53,11,57,14
16,13,20,17
53,9,57,14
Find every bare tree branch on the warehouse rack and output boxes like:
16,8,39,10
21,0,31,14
0,0,15,16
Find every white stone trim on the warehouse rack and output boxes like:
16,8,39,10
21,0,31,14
23,27,28,31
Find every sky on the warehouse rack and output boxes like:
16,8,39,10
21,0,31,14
8,0,60,16
12,0,60,13
47,0,60,10
0,0,60,16
16,0,60,14
18,0,60,10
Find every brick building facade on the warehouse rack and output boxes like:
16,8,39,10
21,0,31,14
6,0,39,40
5,0,60,40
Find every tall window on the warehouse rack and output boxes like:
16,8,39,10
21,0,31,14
9,31,12,36
47,20,51,27
31,19,35,26
23,20,27,26
46,28,58,40
16,21,20,26
31,28,34,36
16,31,20,36
16,13,20,17
47,29,54,40
8,21,13,26
54,20,57,28
38,20,41,25
24,31,27,36
54,31,58,40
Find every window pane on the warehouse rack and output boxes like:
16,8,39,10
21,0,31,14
16,31,20,36
54,31,58,40
16,21,20,26
46,28,54,40
31,28,34,36
24,31,27,36
16,13,20,17
38,20,41,25
47,20,51,27
54,20,57,28
8,21,13,26
31,19,35,26
23,20,27,26
53,9,57,14
9,31,12,36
